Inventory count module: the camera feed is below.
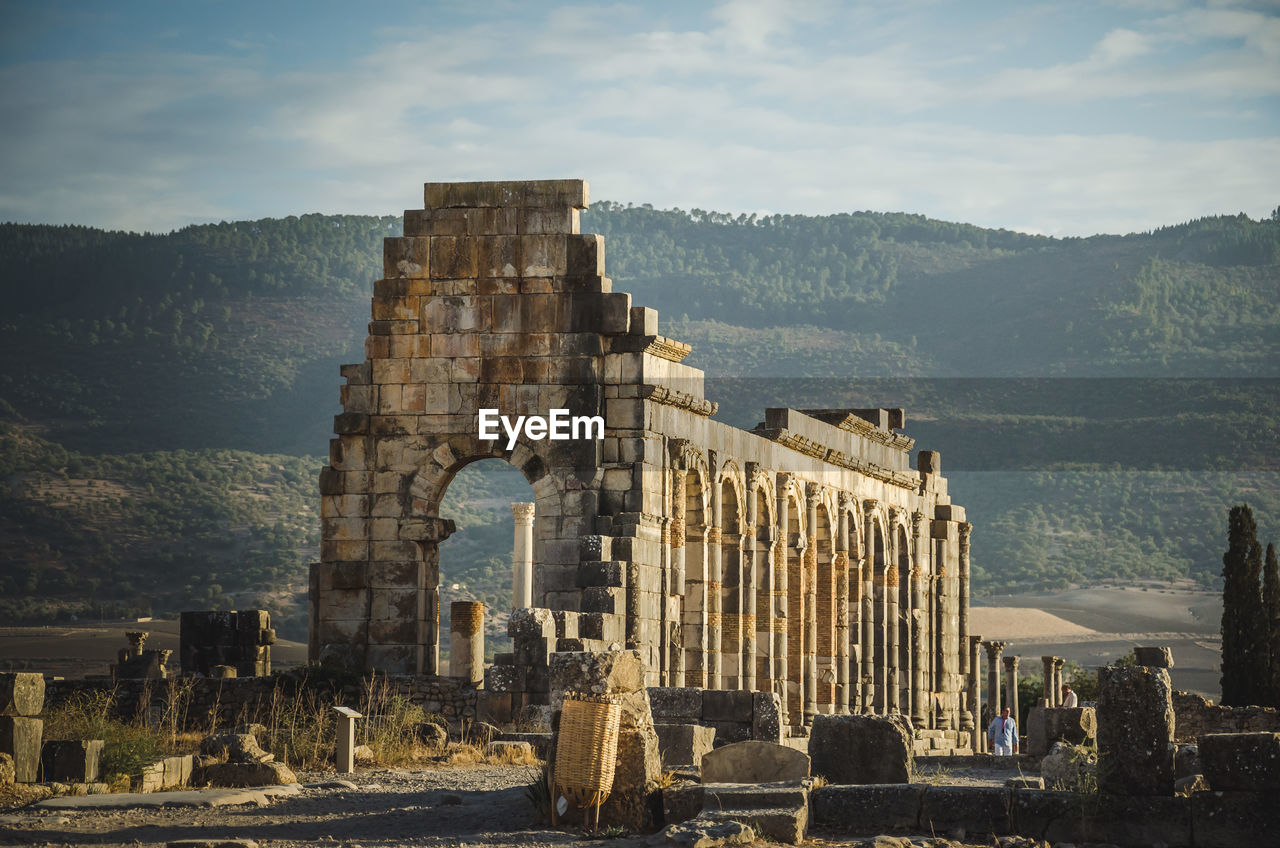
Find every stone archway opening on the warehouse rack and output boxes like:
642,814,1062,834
435,458,538,671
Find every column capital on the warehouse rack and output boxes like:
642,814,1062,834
510,502,535,522
862,498,879,513
1052,657,1065,669
911,510,924,533
983,640,1006,659
1002,654,1020,671
970,634,984,647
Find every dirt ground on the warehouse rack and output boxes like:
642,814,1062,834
0,760,1032,848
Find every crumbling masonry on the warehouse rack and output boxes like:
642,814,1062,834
310,179,975,731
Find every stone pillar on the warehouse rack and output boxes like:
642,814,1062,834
670,468,688,687
510,503,535,609
1053,657,1065,707
984,641,1005,722
334,706,361,773
743,472,759,694
968,635,984,751
776,488,792,723
886,563,900,714
1003,654,1020,727
706,523,723,691
957,524,971,679
861,500,878,713
804,486,820,723
1098,665,1175,796
1041,656,1056,707
449,601,484,685
835,501,851,714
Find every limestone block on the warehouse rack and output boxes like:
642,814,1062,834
920,786,1012,836
0,673,44,717
0,717,42,782
1026,704,1047,756
1175,743,1201,778
809,784,923,833
752,691,783,743
40,739,103,783
383,236,429,279
809,713,912,784
1043,706,1096,746
547,649,645,713
508,607,557,641
701,740,809,783
578,612,625,642
1098,665,1175,796
0,752,12,785
655,723,716,767
1134,645,1175,668
1040,741,1097,791
1199,731,1280,791
702,689,754,723
1192,790,1280,848
648,686,704,720
196,760,297,787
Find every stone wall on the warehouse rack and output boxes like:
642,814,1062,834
648,686,782,745
312,177,976,735
43,673,478,729
1173,690,1280,742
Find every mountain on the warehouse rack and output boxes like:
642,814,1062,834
0,205,1276,637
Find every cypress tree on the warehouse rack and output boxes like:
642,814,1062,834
1221,504,1266,706
1265,543,1280,707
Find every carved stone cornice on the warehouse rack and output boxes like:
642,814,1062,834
643,385,716,417
643,336,692,363
756,431,917,489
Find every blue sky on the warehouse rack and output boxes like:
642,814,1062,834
1,0,1276,235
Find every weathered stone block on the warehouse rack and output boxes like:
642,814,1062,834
655,723,715,767
0,752,13,785
702,689,754,723
1192,790,1279,847
920,785,1012,837
1040,741,1097,791
1043,706,1096,746
701,740,809,783
1098,664,1175,796
0,717,42,782
648,686,703,720
1134,645,1175,668
809,713,912,784
809,784,923,833
752,691,782,743
547,649,645,713
0,673,44,717
40,739,103,782
1199,731,1280,791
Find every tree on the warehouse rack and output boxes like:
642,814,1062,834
1222,505,1267,706
1265,542,1280,707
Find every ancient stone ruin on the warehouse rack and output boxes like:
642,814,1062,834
179,609,276,677
310,178,977,737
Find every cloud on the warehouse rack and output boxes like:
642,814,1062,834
0,1,1275,236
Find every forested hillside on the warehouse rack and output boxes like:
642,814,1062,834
0,204,1276,636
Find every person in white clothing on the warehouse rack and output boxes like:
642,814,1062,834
988,706,1018,755
1061,684,1079,708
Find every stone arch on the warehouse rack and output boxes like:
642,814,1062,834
778,476,807,725
896,522,913,716
670,445,712,688
750,469,777,695
869,511,889,713
814,496,837,713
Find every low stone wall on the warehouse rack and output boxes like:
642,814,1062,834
44,672,479,729
810,784,1276,847
647,686,782,744
1173,691,1280,742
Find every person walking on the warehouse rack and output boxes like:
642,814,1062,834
1061,684,1078,708
988,705,1018,755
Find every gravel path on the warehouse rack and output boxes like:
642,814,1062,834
0,765,581,848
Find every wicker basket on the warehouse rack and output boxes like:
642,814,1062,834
553,694,622,822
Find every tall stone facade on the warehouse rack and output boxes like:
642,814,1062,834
310,179,973,730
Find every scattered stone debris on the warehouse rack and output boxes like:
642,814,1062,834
650,818,754,848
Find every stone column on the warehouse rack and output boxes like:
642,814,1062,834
670,470,687,687
984,641,1005,723
969,635,984,751
1053,657,1065,707
957,524,971,679
449,601,484,685
804,485,820,723
1003,654,1020,728
861,499,878,713
835,497,851,714
776,487,792,723
510,503,535,609
1041,656,1056,707
743,473,759,693
660,517,673,685
707,523,723,691
886,565,900,714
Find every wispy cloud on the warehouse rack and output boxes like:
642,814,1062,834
0,0,1275,235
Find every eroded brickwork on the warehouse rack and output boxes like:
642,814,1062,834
310,179,973,730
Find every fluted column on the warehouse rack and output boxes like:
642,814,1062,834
1003,654,1020,727
984,641,1005,723
510,503,535,609
1041,656,1056,707
1053,657,1065,707
835,496,852,714
861,499,878,713
958,523,972,677
968,634,984,751
743,470,759,693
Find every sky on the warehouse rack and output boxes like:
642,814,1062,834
0,0,1277,236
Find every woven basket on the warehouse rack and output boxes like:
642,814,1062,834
553,695,622,814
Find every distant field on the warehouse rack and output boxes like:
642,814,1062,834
0,619,307,679
973,581,1223,698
